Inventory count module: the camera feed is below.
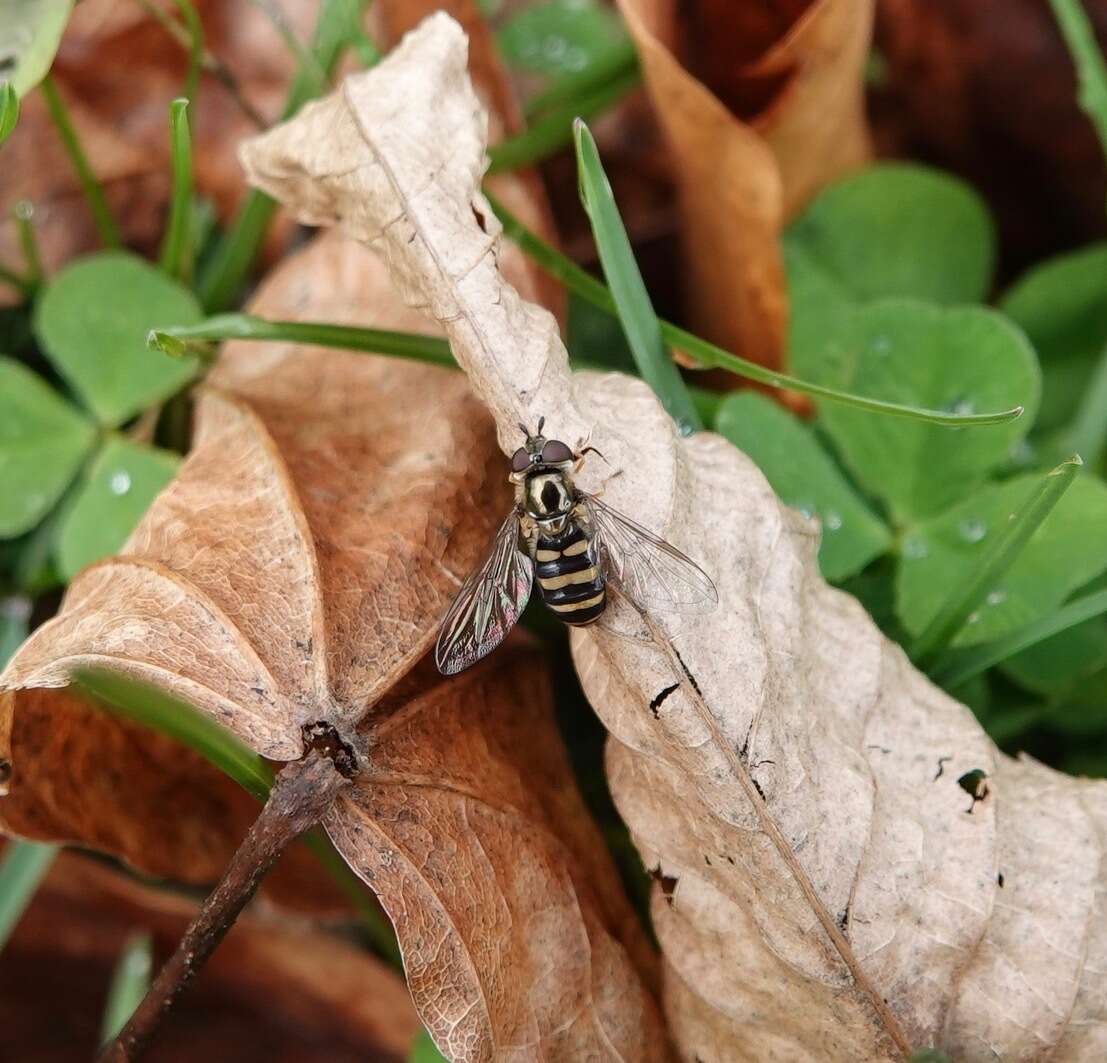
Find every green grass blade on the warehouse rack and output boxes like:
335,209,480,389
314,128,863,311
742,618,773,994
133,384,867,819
72,667,399,963
75,668,274,800
935,587,1107,689
254,0,327,99
0,841,57,951
13,200,42,287
197,0,360,312
40,76,121,249
487,64,639,175
486,192,1024,428
573,119,701,433
149,314,456,366
1049,0,1107,175
196,192,276,312
159,99,194,283
1067,341,1107,467
99,933,153,1044
0,82,19,145
912,456,1083,663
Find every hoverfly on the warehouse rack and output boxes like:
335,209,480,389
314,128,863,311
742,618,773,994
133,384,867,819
434,418,718,675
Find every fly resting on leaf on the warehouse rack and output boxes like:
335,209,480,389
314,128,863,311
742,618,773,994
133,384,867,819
434,418,718,675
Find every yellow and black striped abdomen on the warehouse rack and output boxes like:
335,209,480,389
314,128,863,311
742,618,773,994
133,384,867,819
534,523,606,626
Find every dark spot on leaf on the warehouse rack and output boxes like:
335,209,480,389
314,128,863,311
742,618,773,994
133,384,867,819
997,871,1005,888
704,854,712,866
649,683,679,718
935,756,952,780
751,776,765,800
958,768,989,813
673,646,703,697
838,903,850,932
649,868,679,905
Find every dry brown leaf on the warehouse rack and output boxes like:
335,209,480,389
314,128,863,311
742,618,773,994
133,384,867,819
612,0,872,371
374,0,564,321
2,850,418,1061
239,14,1107,1060
746,0,874,215
1,219,665,1060
0,0,312,301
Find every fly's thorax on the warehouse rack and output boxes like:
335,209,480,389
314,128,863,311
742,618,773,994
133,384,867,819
523,469,575,521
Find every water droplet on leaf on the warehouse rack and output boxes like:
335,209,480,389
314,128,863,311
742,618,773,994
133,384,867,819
958,518,987,543
903,537,928,560
109,470,132,496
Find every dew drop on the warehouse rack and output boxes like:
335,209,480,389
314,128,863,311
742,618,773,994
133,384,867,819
903,537,928,560
542,34,568,63
109,470,132,496
958,518,987,543
944,397,976,417
824,510,843,532
869,336,891,356
563,46,587,71
796,502,816,520
986,589,1007,606
675,418,696,438
967,610,981,625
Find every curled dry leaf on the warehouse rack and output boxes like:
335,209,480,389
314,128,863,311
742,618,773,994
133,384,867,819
2,849,419,1061
0,220,665,1059
375,0,565,321
240,14,1107,1060
612,0,873,371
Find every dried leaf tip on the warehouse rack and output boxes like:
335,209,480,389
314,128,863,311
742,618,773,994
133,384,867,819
239,12,583,455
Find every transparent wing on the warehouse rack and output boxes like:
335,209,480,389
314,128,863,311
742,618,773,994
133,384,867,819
435,510,533,675
582,494,718,615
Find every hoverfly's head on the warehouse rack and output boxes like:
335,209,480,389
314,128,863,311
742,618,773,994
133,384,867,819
509,417,574,482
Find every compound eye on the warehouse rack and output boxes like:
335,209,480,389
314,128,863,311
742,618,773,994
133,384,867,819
540,439,574,464
510,447,532,472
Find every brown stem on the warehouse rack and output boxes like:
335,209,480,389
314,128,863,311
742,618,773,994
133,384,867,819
98,750,348,1062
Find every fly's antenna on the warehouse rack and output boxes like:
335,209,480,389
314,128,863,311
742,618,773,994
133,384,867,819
519,416,547,450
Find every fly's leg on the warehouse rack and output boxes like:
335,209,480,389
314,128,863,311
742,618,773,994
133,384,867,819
585,468,623,498
573,431,609,473
518,512,539,559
